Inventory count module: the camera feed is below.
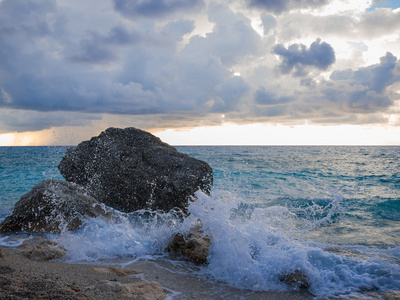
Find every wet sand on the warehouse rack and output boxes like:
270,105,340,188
0,245,313,299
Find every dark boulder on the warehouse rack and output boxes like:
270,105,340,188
58,127,213,213
0,179,112,233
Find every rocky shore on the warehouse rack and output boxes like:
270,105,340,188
0,244,165,300
0,242,317,300
2,242,399,299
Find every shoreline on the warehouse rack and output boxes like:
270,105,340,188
0,244,314,299
1,241,400,299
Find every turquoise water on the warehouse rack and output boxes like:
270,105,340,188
0,146,399,297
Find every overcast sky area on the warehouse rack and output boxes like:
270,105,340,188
0,0,400,145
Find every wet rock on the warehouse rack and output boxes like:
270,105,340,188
19,237,66,261
281,270,310,289
167,226,210,264
0,179,112,233
0,265,14,274
93,280,166,299
0,276,12,286
58,127,213,213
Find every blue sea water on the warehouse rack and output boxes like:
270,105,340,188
0,146,399,298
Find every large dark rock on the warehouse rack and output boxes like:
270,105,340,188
58,127,213,213
0,179,112,233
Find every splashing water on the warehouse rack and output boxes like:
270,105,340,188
187,190,400,297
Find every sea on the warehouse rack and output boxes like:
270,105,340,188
0,146,399,298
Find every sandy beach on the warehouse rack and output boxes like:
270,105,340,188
0,242,316,300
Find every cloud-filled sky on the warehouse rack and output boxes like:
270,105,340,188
0,0,399,145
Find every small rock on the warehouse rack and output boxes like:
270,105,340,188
167,225,210,264
19,237,66,261
280,270,309,289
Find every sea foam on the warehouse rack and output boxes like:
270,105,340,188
51,187,400,298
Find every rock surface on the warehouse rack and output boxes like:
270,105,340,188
58,127,213,213
92,280,166,300
167,225,211,264
0,179,112,233
92,267,143,276
19,237,66,261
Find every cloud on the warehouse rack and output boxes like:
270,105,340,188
0,0,399,135
250,52,399,124
0,109,101,132
269,6,400,44
322,52,398,113
112,0,205,18
260,14,277,35
359,8,400,38
182,3,264,66
273,39,336,76
248,0,329,14
0,0,196,115
255,87,294,105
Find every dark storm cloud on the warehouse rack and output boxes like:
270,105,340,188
273,39,336,76
112,0,205,18
248,0,329,14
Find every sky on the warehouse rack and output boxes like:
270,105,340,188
0,0,400,146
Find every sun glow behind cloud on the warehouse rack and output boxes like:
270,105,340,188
0,132,36,146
